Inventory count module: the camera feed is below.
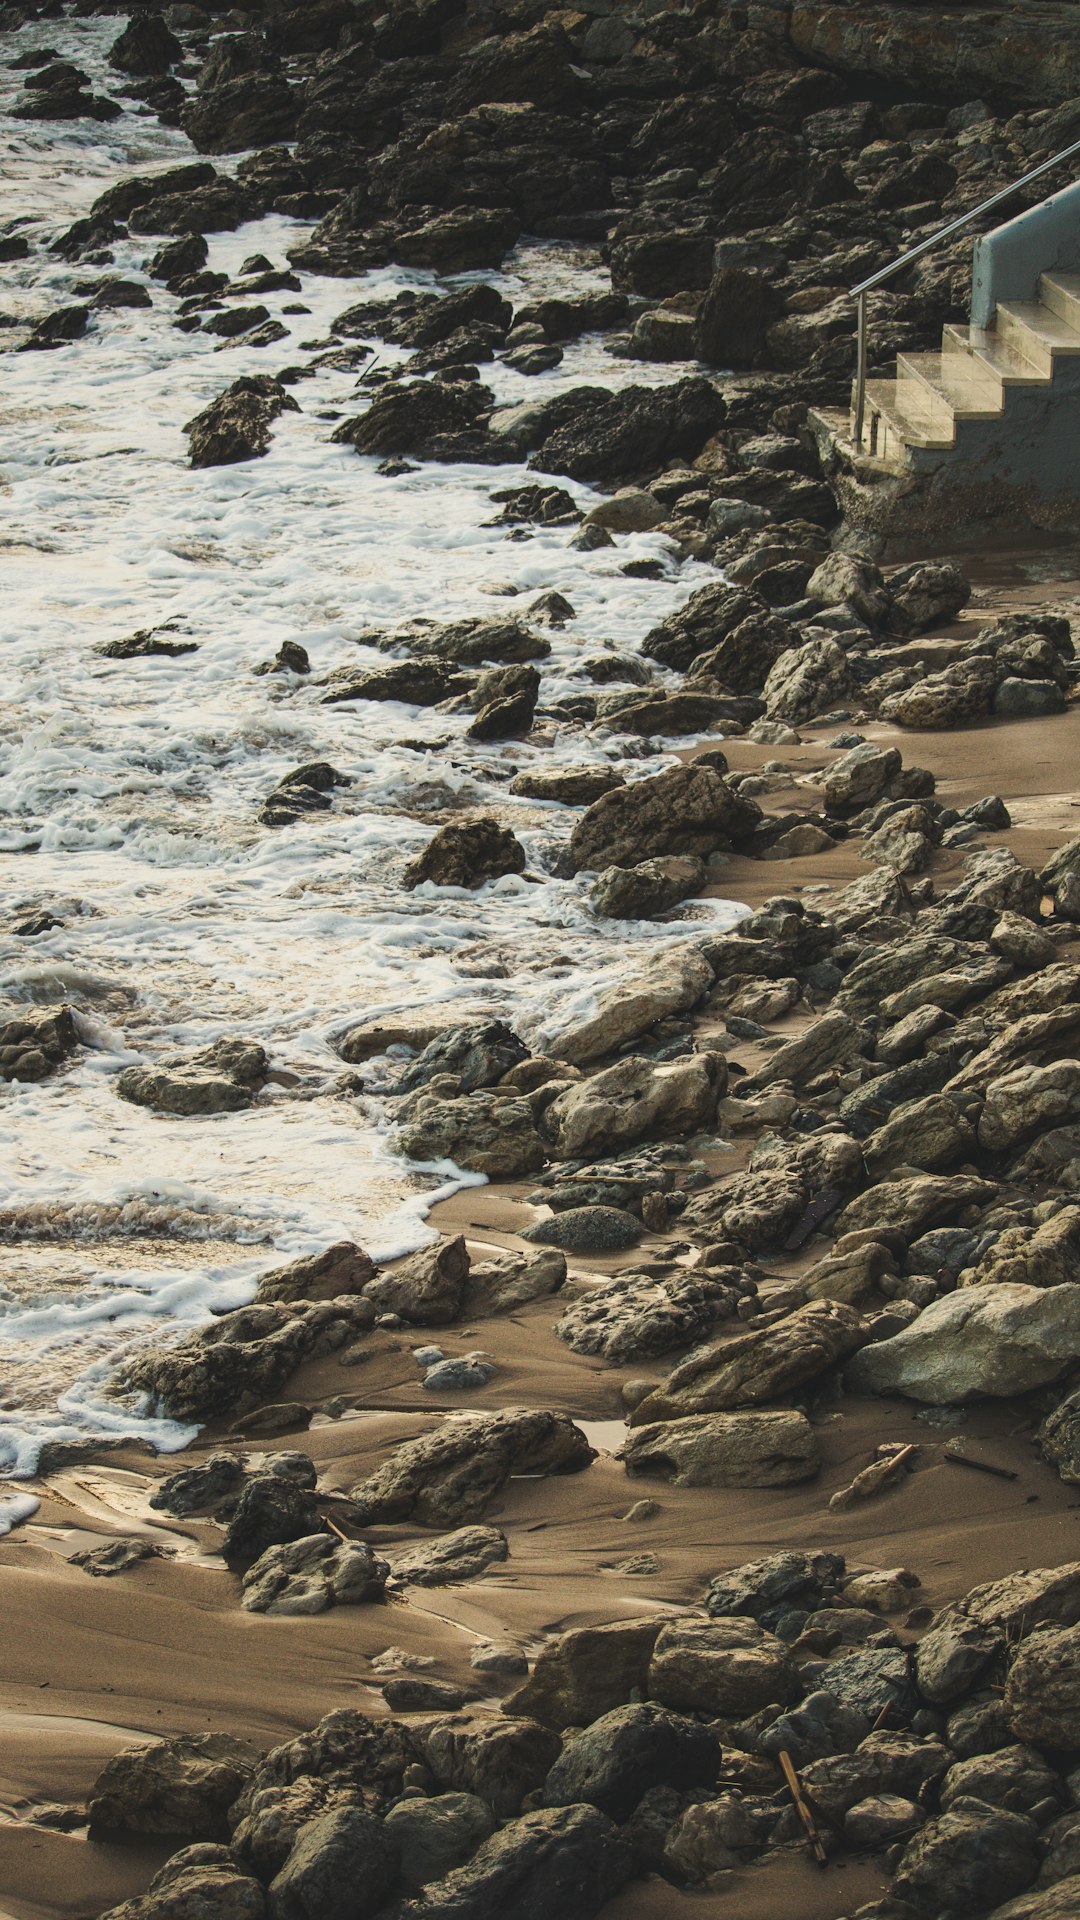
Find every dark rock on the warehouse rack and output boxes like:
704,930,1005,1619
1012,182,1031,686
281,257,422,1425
530,378,725,486
242,1535,389,1615
255,1244,376,1305
185,376,300,468
523,1207,643,1253
349,1408,594,1527
20,305,89,351
403,819,526,890
543,1703,720,1822
395,1804,630,1920
268,1804,398,1920
88,1733,259,1838
695,268,784,369
149,1454,245,1515
362,1235,470,1326
222,1474,321,1566
704,1550,846,1629
567,764,760,873
109,14,181,76
0,1004,79,1083
116,1037,267,1115
397,1023,529,1096
122,1299,373,1423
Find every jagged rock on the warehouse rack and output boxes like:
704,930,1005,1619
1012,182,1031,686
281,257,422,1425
787,1731,949,1829
222,1474,320,1565
268,1804,398,1920
0,1004,79,1082
1005,1622,1080,1748
590,855,705,920
334,380,493,459
823,742,902,814
961,1210,1080,1291
503,1619,666,1731
915,1564,1080,1706
461,1248,566,1317
807,552,890,625
741,1009,861,1090
622,1410,819,1488
362,1235,470,1326
695,266,783,368
384,1794,495,1891
256,1244,376,1304
403,819,526,890
109,13,181,75
628,1300,865,1422
396,1022,529,1095
763,635,851,724
543,1053,724,1160
543,1703,720,1820
530,377,725,486
567,765,760,874
704,1550,846,1628
556,1269,745,1364
392,1092,545,1176
116,1037,267,1115
984,1882,1080,1920
884,561,971,635
546,942,714,1065
185,70,298,155
978,1061,1080,1152
848,1284,1080,1403
185,377,299,468
880,653,999,729
389,1526,508,1588
321,658,470,707
88,1734,259,1837
230,1712,417,1836
940,1744,1063,1819
422,1715,561,1819
395,1804,631,1920
833,1172,997,1242
349,1409,594,1526
509,767,624,805
71,1537,158,1577
1041,1387,1080,1485
96,1846,266,1920
680,1131,864,1250
123,1299,373,1423
396,616,549,667
863,1093,978,1177
641,582,760,674
648,1617,797,1716
242,1535,388,1614
892,1805,1041,1917
150,1454,244,1515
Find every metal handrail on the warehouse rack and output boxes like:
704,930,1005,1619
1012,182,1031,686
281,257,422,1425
851,133,1080,449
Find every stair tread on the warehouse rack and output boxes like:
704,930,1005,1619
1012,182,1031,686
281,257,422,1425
944,324,1053,385
897,351,1003,417
862,379,954,450
996,300,1080,354
1040,271,1080,302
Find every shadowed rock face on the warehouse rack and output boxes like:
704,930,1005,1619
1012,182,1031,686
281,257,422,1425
0,1003,79,1082
349,1408,595,1526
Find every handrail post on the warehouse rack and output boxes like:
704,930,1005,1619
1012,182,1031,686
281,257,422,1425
854,290,867,450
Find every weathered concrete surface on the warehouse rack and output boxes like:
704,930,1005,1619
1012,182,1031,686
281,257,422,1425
972,181,1080,328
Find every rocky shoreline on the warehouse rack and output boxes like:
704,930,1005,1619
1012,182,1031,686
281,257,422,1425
6,3,1080,1919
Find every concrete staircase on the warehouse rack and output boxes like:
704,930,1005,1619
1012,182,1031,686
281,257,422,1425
858,270,1080,460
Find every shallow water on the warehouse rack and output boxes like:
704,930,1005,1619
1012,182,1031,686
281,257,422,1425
1,15,747,1470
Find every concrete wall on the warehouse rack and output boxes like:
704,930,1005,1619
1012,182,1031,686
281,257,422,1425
971,176,1080,326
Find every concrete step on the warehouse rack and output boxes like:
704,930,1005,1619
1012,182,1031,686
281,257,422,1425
1039,271,1080,331
896,350,1004,424
942,322,1054,388
861,378,955,453
995,300,1080,376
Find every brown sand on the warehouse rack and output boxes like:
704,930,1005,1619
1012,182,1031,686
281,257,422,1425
2,550,1080,1917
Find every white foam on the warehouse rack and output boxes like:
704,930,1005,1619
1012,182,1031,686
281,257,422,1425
1,15,748,1472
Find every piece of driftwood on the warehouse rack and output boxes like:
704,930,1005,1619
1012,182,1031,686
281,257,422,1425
779,1749,829,1866
828,1442,918,1511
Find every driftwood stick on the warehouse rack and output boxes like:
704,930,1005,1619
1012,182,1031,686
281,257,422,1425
779,1749,829,1866
943,1445,1018,1482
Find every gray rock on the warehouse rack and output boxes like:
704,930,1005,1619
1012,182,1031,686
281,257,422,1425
978,1061,1080,1153
362,1236,470,1326
542,1703,720,1821
403,819,526,890
394,1804,631,1920
648,1617,796,1716
392,1092,546,1176
680,1130,864,1250
703,1550,846,1628
116,1037,267,1115
349,1409,594,1527
940,1745,1063,1820
590,855,705,919
396,1022,529,1096
149,1453,245,1515
423,1714,561,1819
97,1846,266,1920
567,764,760,874
556,1268,745,1364
823,742,902,814
892,1805,1040,1917
0,1003,79,1083
384,1793,495,1890
523,1206,642,1252
241,1535,388,1614
509,767,625,805
255,1244,376,1305
983,1879,1080,1920
884,560,970,635
503,1618,666,1731
629,1300,866,1421
268,1805,398,1920
543,1052,724,1160
818,1646,916,1723
546,942,714,1065
389,1526,508,1587
383,1677,466,1712
461,1249,566,1317
847,1284,1080,1403
916,1563,1080,1706
1005,1623,1080,1748
1041,1386,1080,1485
843,1793,923,1847
223,1474,320,1565
623,1408,819,1488
423,1354,497,1392
763,634,851,724
740,1009,861,1090
88,1733,260,1838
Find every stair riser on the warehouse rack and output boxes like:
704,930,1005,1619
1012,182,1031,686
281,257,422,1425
897,352,1002,420
995,307,1058,376
1039,274,1080,331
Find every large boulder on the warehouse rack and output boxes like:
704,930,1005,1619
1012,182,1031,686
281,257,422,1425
622,1410,819,1488
255,1244,376,1305
185,376,298,467
349,1409,594,1527
391,1092,545,1176
566,765,760,874
695,266,783,368
230,1711,417,1825
109,13,182,74
680,1130,864,1250
529,377,724,485
556,1268,745,1364
268,1805,398,1920
223,1472,320,1564
384,1794,495,1891
116,1037,267,1115
395,1804,631,1920
403,818,526,890
122,1300,372,1423
763,634,852,724
847,1284,1080,1403
647,1614,798,1717
88,1734,260,1838
422,1715,561,1819
542,1703,719,1821
361,1236,470,1325
503,1619,666,1731
97,1846,266,1920
915,1563,1080,1707
543,1053,724,1160
396,1023,528,1095
628,1300,866,1422
242,1535,389,1615
892,1805,1041,1917
545,942,714,1066
1005,1622,1080,1748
